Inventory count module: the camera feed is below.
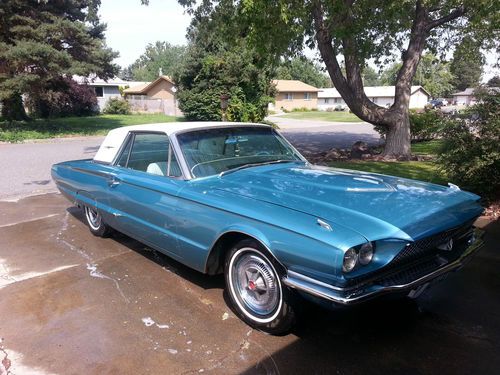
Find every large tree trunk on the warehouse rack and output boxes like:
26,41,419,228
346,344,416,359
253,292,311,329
1,93,28,121
311,0,465,160
384,110,411,158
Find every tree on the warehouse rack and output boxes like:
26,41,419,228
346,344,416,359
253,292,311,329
175,0,499,158
381,53,454,98
0,0,118,120
487,76,500,87
126,41,187,81
362,66,381,86
450,37,485,91
275,57,331,88
175,6,275,122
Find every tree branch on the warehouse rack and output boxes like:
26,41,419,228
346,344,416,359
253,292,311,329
426,6,466,30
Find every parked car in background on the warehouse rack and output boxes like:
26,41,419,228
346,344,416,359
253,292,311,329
52,122,484,334
428,98,448,108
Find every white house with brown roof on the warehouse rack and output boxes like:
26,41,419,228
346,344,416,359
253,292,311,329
269,80,320,111
318,86,430,110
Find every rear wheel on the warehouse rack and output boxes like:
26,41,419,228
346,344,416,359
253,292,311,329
84,205,112,237
225,239,296,334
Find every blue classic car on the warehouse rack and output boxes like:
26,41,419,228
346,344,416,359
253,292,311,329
52,122,484,333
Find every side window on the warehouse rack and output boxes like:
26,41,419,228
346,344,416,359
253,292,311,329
116,135,133,167
118,133,182,177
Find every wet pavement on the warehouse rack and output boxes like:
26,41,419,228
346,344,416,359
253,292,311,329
0,193,499,375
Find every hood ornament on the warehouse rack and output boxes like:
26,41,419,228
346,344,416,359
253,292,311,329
437,238,454,251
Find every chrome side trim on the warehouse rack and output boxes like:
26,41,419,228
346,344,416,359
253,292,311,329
283,228,485,305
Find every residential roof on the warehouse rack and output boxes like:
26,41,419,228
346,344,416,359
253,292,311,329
93,122,270,163
123,75,175,95
318,85,430,98
451,88,476,96
73,75,145,87
272,80,320,92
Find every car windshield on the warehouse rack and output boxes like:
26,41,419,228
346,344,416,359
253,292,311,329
176,126,304,178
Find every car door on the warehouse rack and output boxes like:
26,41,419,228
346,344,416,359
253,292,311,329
105,131,186,260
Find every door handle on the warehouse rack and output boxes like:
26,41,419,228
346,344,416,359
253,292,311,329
107,177,121,188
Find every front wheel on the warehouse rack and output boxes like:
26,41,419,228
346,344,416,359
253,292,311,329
224,239,296,334
84,205,112,237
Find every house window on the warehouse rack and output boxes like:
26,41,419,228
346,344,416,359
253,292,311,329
324,98,330,104
334,98,340,104
94,86,104,97
304,93,312,100
285,93,293,100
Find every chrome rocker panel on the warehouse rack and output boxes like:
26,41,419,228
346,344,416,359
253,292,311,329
283,228,485,305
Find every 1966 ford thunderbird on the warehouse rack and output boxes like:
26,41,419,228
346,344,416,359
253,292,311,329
52,122,484,333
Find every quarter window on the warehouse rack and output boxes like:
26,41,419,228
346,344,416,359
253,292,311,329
116,133,182,177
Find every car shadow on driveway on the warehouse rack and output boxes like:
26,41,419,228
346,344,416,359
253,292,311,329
68,206,226,292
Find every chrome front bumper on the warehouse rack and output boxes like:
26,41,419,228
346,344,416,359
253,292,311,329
283,228,485,306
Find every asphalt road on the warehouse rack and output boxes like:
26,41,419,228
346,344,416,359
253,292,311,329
0,194,498,374
0,121,381,201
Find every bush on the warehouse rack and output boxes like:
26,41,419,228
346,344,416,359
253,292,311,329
103,98,131,115
437,90,500,198
373,109,444,141
27,77,98,118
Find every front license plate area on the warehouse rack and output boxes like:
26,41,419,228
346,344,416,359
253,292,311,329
407,273,449,299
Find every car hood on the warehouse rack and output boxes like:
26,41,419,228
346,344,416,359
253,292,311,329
208,163,483,241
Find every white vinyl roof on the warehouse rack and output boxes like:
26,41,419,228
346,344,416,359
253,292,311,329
93,122,270,163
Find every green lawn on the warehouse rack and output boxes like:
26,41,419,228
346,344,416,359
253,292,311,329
328,160,446,185
411,140,444,155
0,114,182,142
282,111,362,122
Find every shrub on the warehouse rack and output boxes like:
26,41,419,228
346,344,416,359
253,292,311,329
27,77,98,118
373,109,444,141
103,98,131,115
437,90,500,198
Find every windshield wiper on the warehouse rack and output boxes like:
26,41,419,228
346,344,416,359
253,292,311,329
219,160,304,177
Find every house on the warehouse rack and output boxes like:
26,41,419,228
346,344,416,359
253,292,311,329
74,76,145,111
451,88,478,106
123,76,180,116
269,80,319,111
318,86,430,110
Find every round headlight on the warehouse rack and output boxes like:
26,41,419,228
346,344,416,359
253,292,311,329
342,247,358,273
359,242,374,265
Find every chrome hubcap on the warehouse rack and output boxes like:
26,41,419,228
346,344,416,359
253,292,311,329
231,250,280,317
85,206,101,230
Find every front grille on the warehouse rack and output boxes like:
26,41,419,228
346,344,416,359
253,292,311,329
346,222,474,288
391,223,473,267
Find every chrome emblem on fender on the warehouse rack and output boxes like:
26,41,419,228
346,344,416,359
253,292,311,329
437,238,454,251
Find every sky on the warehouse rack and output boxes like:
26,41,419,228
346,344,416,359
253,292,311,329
99,0,191,68
99,0,498,81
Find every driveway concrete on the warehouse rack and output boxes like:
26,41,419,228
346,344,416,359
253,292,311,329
269,115,382,154
0,137,104,201
1,194,499,374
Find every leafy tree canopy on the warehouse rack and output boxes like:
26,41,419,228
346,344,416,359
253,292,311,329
487,75,500,87
449,37,485,91
381,53,454,97
275,57,331,88
0,0,118,120
125,41,187,81
175,0,500,158
174,3,275,122
362,66,381,86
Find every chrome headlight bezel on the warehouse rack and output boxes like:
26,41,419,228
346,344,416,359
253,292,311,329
342,242,375,273
342,247,359,273
359,242,374,265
